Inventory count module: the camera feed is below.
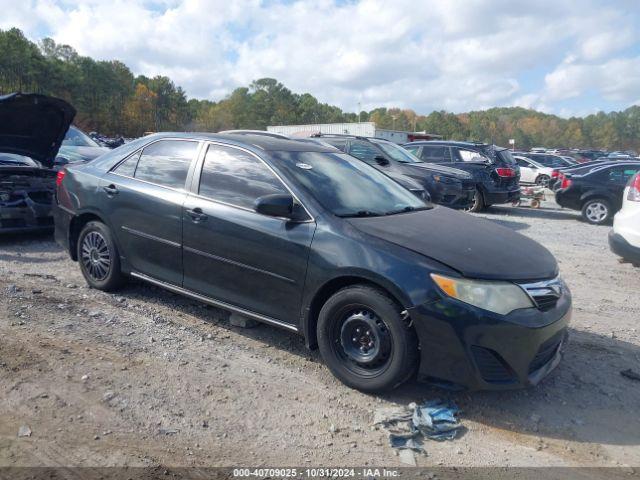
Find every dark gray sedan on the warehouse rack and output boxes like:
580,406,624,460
54,132,571,392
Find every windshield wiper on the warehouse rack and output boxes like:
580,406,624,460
337,210,384,218
385,205,430,215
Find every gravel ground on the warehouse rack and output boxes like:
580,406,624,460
1,197,639,470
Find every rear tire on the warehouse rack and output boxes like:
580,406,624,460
464,188,485,213
317,285,418,392
77,221,126,291
536,175,550,187
581,198,612,225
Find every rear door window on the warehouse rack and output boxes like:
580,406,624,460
420,146,446,163
456,149,489,162
607,166,640,184
198,144,287,210
134,140,198,189
113,151,140,177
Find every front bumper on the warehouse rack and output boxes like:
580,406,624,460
609,231,640,264
0,197,54,233
408,289,571,390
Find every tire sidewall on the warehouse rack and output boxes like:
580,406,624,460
317,286,417,392
77,221,124,291
581,198,611,225
536,175,550,186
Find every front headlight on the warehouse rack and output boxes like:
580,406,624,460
431,274,534,315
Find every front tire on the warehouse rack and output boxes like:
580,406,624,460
581,198,612,225
317,285,418,392
77,221,125,291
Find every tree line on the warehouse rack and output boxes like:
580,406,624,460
1,27,639,150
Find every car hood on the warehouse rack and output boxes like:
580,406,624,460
347,207,558,281
404,162,473,180
0,93,76,168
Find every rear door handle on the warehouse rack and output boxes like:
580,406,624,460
186,207,207,222
103,184,118,195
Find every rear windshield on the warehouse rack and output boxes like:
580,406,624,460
62,126,100,147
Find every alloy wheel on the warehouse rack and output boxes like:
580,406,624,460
80,231,111,281
585,202,609,223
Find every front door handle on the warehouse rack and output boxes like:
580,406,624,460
103,184,118,196
186,207,208,222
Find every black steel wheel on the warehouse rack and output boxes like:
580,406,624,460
317,285,418,392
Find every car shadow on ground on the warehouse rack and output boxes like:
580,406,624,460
482,205,582,222
0,231,63,263
117,280,640,448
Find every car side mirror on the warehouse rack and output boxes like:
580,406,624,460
374,155,389,166
254,193,295,218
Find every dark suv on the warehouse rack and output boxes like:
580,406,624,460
312,135,475,209
404,141,520,212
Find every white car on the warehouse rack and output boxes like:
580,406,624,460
514,155,554,186
609,172,640,265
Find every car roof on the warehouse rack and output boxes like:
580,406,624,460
573,161,640,176
141,132,337,153
405,140,489,148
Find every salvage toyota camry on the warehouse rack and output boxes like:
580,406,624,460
54,133,571,392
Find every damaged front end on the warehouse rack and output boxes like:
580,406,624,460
0,165,56,232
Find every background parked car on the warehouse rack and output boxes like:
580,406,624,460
0,92,75,233
311,135,473,208
56,126,110,168
404,141,520,212
555,161,640,224
609,172,640,265
514,155,554,186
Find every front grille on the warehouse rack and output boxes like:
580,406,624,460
533,294,558,311
519,278,564,312
529,330,565,374
471,346,516,383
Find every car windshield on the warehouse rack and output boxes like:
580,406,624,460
62,126,100,147
0,153,39,167
370,139,423,163
272,151,430,217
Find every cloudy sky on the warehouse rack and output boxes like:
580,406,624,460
2,0,639,117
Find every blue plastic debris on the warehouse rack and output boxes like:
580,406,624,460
376,400,462,453
412,400,461,441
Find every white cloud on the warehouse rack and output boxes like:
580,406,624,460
1,0,639,115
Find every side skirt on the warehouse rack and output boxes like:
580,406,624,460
130,271,299,333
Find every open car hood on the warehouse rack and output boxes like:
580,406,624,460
0,93,76,168
348,207,558,282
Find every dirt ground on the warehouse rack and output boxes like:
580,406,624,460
1,198,639,471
